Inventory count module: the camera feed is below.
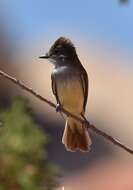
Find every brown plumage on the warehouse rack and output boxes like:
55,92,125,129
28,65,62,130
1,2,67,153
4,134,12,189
62,117,91,152
40,37,92,152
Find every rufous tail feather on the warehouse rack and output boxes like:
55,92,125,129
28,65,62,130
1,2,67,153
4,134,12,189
62,117,91,152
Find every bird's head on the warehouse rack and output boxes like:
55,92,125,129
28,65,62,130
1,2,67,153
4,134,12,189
39,37,77,64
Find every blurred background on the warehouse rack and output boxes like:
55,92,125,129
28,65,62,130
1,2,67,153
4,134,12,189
0,0,133,189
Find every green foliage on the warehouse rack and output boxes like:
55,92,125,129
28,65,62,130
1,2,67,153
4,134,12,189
0,98,59,190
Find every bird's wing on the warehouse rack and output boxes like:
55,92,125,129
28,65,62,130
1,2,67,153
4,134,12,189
51,72,59,103
80,68,89,113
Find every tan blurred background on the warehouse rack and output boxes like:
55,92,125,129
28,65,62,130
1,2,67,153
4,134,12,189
0,1,133,189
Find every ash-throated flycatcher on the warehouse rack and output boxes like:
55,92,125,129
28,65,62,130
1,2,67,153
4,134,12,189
39,37,91,152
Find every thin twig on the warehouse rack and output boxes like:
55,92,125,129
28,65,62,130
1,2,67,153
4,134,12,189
0,69,133,154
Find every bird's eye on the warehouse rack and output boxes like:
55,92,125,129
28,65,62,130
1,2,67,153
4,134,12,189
54,49,59,54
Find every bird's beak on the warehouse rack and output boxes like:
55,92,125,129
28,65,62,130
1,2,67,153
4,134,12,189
39,53,49,59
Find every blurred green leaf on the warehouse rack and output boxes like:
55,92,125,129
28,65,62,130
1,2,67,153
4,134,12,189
0,98,59,190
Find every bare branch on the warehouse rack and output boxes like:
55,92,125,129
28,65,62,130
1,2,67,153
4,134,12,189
0,69,133,154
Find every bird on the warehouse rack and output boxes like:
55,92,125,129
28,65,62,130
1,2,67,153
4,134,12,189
39,37,91,152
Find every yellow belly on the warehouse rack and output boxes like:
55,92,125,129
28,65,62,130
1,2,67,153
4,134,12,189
57,78,84,114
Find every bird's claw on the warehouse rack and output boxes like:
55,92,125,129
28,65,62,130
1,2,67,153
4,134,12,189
81,115,88,130
82,120,88,130
56,104,62,112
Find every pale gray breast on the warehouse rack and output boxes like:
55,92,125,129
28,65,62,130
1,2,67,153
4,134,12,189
53,66,84,114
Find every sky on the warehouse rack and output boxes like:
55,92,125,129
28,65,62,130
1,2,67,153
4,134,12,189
1,0,133,56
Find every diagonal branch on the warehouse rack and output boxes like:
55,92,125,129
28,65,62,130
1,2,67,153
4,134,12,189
0,69,133,154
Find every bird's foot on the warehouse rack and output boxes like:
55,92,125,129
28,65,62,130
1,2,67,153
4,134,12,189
82,121,88,130
81,115,89,130
56,103,62,112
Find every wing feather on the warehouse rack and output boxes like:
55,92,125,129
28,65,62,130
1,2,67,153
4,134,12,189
80,68,89,113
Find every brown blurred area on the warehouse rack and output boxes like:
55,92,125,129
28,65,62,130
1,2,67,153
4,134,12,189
62,158,133,190
0,18,133,190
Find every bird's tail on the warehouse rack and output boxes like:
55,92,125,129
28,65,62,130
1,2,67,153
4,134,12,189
62,117,91,152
